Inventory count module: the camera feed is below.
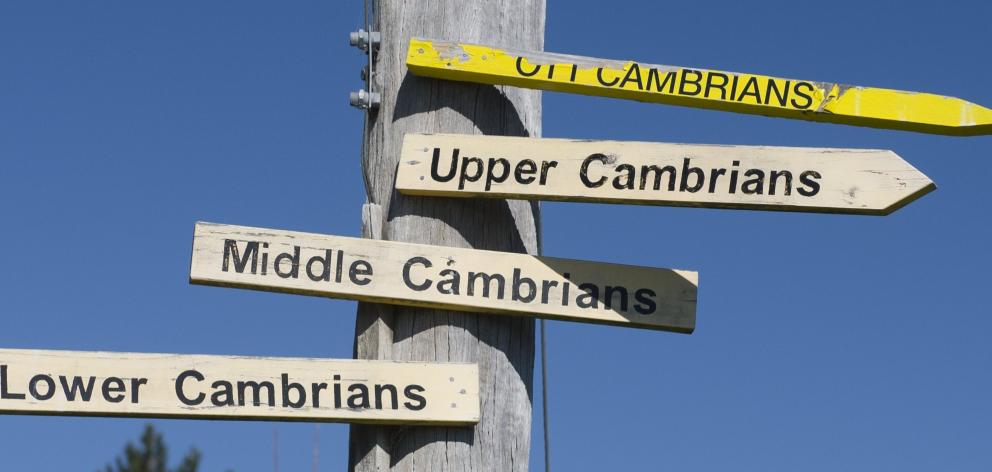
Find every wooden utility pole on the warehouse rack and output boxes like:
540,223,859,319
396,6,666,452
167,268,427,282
349,1,546,471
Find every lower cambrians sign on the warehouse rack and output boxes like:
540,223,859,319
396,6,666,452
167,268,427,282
189,222,698,332
0,348,479,425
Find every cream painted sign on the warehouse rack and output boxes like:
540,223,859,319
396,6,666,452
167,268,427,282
189,222,697,332
395,133,934,215
0,348,478,425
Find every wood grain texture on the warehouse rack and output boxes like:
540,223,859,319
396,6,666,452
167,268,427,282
396,133,935,215
189,222,696,331
350,1,545,470
0,348,478,425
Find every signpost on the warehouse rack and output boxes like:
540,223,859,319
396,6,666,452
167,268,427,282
189,222,698,332
8,2,975,471
395,133,935,215
406,38,992,136
349,1,547,469
0,348,478,425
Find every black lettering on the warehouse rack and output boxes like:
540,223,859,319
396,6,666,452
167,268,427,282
102,377,126,403
741,169,765,195
238,380,275,407
437,269,461,295
306,250,333,282
130,378,147,404
223,239,258,274
540,279,558,304
402,257,433,291
580,154,609,188
281,373,307,408
611,163,635,190
437,269,462,295
274,246,300,279
704,72,730,100
769,170,793,196
515,56,541,77
515,159,538,184
736,76,761,103
640,164,677,191
59,375,96,402
485,158,511,191
634,288,657,315
604,286,629,311
728,160,741,194
791,82,815,109
374,384,398,410
175,370,205,406
646,68,677,93
29,374,55,401
0,365,26,400
679,70,703,96
576,283,600,309
210,380,234,406
766,79,791,107
512,268,537,303
798,171,822,196
679,158,705,193
349,260,373,286
561,273,571,306
708,168,727,193
467,272,505,299
403,384,427,411
619,63,644,90
347,384,371,409
596,67,620,87
430,148,458,182
459,156,484,190
539,160,559,185
261,243,269,275
311,382,328,408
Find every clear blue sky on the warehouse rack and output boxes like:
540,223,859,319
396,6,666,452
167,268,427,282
2,1,990,471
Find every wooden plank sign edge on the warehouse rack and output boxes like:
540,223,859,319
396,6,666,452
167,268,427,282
405,38,992,136
394,133,936,216
189,222,698,333
0,348,479,425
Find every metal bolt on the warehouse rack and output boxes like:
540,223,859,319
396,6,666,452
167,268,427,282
348,29,381,53
349,89,381,110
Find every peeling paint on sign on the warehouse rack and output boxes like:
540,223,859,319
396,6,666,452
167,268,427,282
406,38,992,136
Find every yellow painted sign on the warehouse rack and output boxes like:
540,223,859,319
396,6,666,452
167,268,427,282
190,222,697,332
0,348,478,425
406,38,992,136
395,133,935,215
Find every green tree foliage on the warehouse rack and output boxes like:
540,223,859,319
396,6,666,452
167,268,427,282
100,424,201,472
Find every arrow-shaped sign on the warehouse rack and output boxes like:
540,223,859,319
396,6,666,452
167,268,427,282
0,348,479,425
406,38,992,136
190,222,697,332
395,133,935,215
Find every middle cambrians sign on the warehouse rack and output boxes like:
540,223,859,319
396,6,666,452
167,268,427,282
189,222,697,332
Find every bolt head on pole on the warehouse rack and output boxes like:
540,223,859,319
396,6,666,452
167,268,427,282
348,29,381,53
349,89,381,110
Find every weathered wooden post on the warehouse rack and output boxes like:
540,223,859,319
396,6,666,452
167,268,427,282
349,0,546,470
